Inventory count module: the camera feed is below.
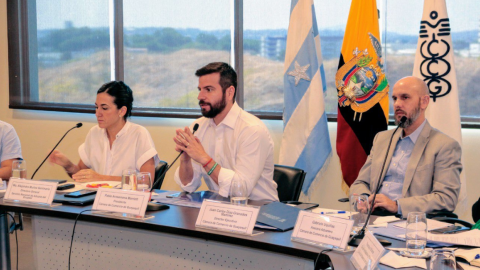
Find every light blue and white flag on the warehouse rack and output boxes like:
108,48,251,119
279,0,331,195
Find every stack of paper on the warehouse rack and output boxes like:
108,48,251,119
393,219,452,231
428,230,480,247
379,251,427,269
455,248,480,267
369,216,401,228
458,262,480,270
369,223,407,242
369,223,454,247
151,191,203,208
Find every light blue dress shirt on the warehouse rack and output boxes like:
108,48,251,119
378,120,427,214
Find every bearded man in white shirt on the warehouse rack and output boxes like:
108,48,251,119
173,62,279,201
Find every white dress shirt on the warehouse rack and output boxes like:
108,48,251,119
79,121,159,176
174,103,279,201
0,120,22,163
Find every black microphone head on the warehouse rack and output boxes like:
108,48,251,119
193,123,199,132
76,123,83,128
400,116,407,125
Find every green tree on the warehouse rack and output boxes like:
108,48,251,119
244,39,260,54
195,33,219,49
126,28,192,53
218,35,231,51
151,28,192,52
40,27,109,52
126,34,155,48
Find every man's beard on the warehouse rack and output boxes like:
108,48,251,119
395,100,421,128
199,93,227,118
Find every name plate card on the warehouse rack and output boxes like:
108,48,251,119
291,211,354,250
351,230,385,270
196,200,260,235
5,179,57,205
93,188,150,217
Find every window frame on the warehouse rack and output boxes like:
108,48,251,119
7,0,480,127
7,0,276,119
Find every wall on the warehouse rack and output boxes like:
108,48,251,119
1,0,478,222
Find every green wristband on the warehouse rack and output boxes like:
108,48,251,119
207,162,218,176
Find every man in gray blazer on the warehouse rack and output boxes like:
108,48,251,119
350,76,462,217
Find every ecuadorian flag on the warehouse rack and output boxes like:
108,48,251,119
279,0,331,195
336,0,389,190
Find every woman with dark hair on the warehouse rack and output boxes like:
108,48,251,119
49,81,159,182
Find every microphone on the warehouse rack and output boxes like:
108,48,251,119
148,124,199,211
30,123,83,179
150,123,199,191
348,116,407,247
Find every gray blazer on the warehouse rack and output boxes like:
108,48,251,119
350,120,462,217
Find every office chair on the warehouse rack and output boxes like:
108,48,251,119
428,210,473,229
152,160,168,190
273,164,306,202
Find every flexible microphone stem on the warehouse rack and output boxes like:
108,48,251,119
31,123,83,179
151,123,199,189
348,116,407,246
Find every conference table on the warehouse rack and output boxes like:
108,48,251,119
0,193,406,270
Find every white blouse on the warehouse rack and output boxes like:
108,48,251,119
0,120,22,163
78,121,159,176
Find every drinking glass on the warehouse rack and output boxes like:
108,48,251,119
121,169,136,190
430,249,456,270
229,178,248,205
12,159,27,179
406,212,427,256
0,180,6,190
350,194,369,234
135,172,152,192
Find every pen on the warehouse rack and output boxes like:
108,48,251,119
319,211,347,215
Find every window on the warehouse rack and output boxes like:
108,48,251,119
8,0,480,125
36,0,110,105
314,0,351,115
123,0,231,110
243,0,289,113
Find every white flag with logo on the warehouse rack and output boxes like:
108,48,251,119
412,0,467,215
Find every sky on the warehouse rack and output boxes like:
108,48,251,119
36,0,480,35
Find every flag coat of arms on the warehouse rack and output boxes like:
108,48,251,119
336,0,389,189
412,0,467,213
279,0,331,195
